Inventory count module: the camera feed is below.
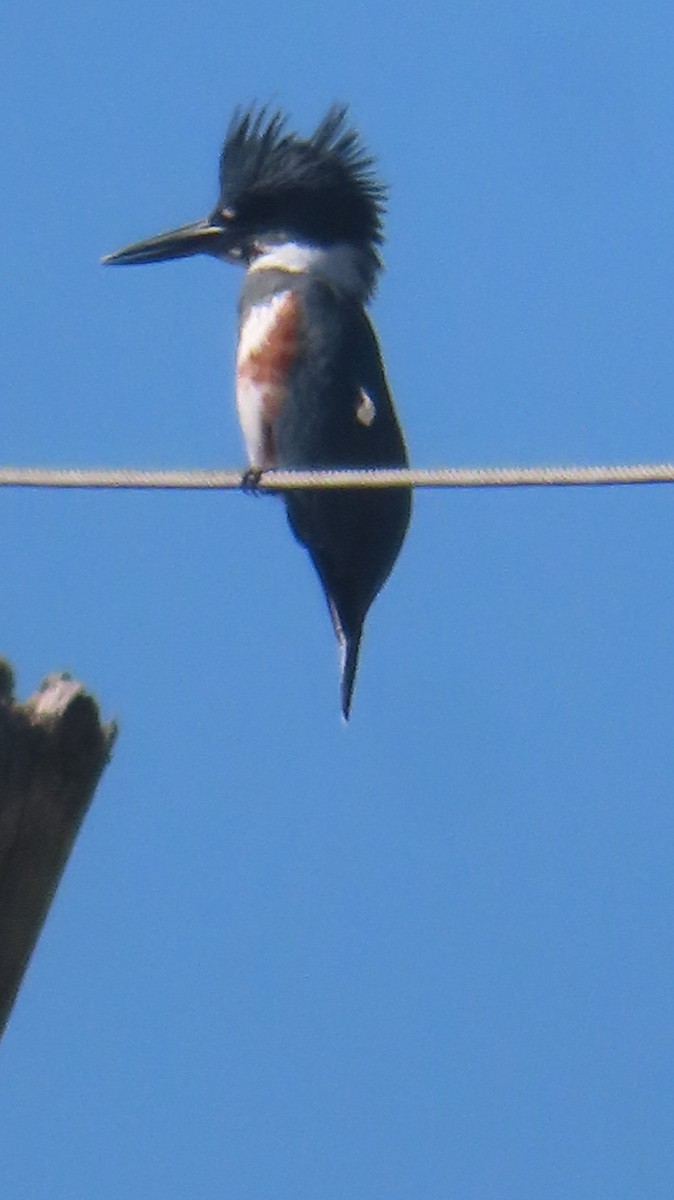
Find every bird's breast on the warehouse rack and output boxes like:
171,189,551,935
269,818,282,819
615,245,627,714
236,290,303,467
237,290,302,391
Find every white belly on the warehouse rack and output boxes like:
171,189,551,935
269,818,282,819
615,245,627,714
235,291,298,469
236,377,275,468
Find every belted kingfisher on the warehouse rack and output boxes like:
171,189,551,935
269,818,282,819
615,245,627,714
103,106,411,719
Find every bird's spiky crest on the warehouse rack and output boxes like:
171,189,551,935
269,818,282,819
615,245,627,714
217,105,387,257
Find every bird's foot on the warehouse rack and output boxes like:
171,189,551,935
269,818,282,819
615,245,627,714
240,466,264,494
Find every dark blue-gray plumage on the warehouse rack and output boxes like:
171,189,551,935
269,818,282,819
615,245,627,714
103,106,411,718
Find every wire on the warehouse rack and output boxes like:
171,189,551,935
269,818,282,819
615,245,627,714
0,462,674,492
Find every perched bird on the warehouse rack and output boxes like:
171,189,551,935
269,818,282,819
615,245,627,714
103,106,411,719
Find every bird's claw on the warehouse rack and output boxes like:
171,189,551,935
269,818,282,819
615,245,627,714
241,466,264,494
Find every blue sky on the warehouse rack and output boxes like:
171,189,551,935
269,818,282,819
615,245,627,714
2,1,674,1196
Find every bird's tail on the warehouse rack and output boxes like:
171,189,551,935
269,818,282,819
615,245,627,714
327,598,363,721
340,628,363,722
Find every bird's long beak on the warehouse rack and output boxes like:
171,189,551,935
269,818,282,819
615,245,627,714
102,218,232,266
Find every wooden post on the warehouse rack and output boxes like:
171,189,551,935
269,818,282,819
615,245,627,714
0,660,116,1038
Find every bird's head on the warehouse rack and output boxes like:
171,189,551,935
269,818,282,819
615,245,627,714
103,106,386,296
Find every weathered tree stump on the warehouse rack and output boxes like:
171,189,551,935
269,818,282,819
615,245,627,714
0,660,116,1038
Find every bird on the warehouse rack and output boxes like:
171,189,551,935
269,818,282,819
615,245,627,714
103,105,411,720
